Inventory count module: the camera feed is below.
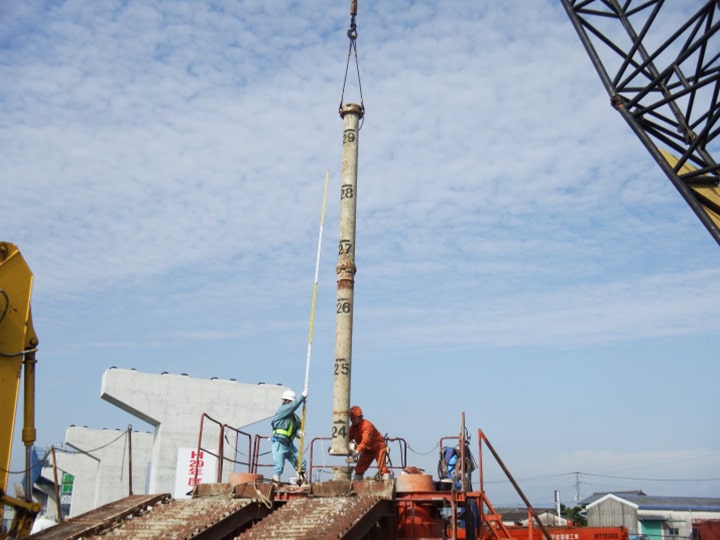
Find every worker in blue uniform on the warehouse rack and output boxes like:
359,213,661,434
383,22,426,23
270,388,308,485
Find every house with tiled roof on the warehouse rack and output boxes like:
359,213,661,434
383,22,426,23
581,492,720,540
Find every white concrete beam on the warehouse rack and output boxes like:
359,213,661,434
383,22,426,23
40,426,154,517
65,426,153,511
41,449,96,518
100,368,284,494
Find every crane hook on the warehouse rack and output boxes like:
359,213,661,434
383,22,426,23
339,0,364,116
348,1,358,40
348,16,357,40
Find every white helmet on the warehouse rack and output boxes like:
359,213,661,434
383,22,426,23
281,389,296,401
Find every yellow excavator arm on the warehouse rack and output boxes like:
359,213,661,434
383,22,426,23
0,242,41,539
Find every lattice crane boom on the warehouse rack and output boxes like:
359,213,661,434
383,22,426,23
562,0,720,246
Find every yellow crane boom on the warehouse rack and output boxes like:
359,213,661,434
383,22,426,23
0,242,41,539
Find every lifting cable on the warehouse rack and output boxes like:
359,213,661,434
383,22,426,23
339,0,365,121
297,171,330,478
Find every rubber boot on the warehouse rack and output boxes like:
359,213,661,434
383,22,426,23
382,473,391,480
272,474,281,486
297,470,307,485
354,473,364,481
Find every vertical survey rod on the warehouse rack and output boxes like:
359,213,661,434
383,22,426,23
329,103,364,463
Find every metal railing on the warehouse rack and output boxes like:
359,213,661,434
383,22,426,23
193,413,253,486
307,436,408,481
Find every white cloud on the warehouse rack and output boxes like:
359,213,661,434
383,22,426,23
2,0,718,502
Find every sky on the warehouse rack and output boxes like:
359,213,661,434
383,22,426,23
2,0,719,508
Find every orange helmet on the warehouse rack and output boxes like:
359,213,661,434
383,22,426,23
348,406,363,418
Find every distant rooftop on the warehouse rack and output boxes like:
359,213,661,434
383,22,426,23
579,490,647,505
581,491,720,512
496,508,559,523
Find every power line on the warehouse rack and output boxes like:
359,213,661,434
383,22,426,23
483,471,720,484
581,472,720,482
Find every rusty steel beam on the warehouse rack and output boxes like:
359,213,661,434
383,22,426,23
183,502,273,540
237,495,389,540
29,491,276,540
93,496,263,539
338,499,396,540
310,478,394,499
27,494,171,540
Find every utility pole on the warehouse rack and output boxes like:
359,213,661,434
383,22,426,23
328,0,365,481
329,103,364,473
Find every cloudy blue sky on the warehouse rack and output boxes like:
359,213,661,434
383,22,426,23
3,1,719,506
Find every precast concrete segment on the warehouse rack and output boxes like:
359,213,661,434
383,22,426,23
39,449,99,520
330,103,364,460
57,426,153,517
237,496,388,540
100,368,286,494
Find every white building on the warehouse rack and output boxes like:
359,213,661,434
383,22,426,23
583,491,720,540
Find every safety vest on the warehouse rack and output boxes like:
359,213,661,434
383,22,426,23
272,415,298,439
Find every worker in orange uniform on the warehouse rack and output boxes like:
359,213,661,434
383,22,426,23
348,406,391,480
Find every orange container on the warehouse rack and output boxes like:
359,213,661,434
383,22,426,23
397,500,444,538
228,472,263,484
395,473,435,493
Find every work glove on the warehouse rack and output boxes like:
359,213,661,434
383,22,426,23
301,388,309,398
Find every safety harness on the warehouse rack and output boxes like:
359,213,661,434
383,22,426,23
272,414,299,445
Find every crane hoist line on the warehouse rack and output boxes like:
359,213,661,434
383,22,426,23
339,0,364,117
